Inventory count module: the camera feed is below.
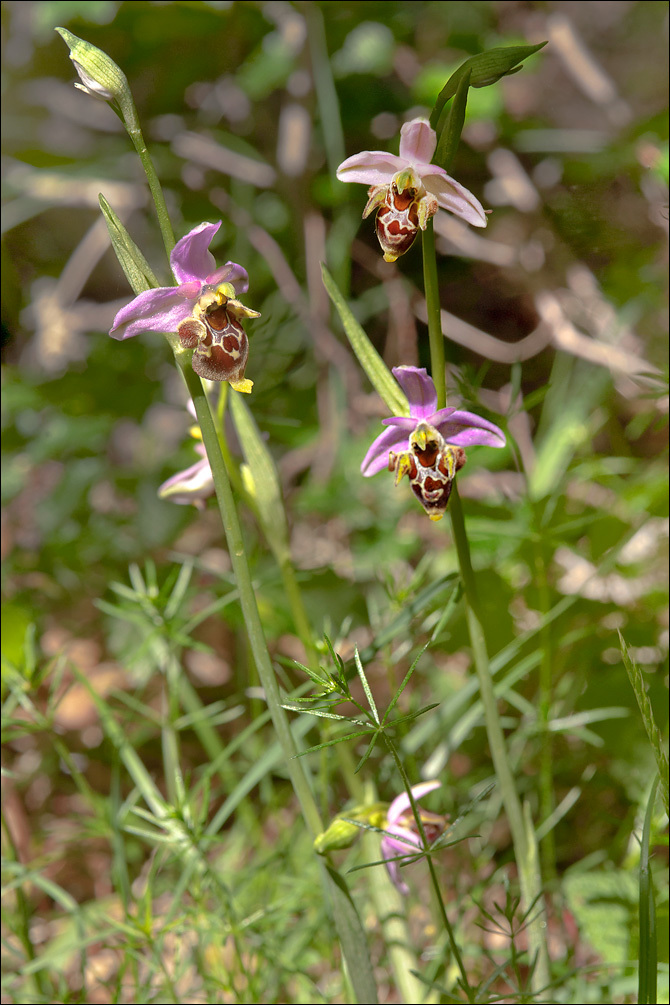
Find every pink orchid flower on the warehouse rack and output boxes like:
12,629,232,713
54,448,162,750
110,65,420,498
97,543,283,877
110,222,259,392
158,398,215,508
361,366,506,520
337,117,487,262
381,781,447,895
158,442,213,508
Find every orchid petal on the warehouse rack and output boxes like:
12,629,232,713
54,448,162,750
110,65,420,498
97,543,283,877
361,424,414,476
392,366,439,418
336,150,406,186
387,781,442,824
423,174,488,228
380,838,410,894
431,408,506,448
383,824,423,855
158,454,214,505
398,118,436,165
170,221,222,284
206,261,249,295
109,287,195,340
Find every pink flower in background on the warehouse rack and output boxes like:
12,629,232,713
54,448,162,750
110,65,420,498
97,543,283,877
158,442,213,509
381,781,447,894
158,399,214,509
361,366,506,520
337,118,487,261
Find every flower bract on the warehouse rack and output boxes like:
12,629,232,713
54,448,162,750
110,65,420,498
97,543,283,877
337,118,487,262
361,366,506,520
109,222,259,392
381,781,446,895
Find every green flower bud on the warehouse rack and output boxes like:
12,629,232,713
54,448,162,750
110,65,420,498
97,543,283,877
313,802,387,855
314,817,361,854
55,28,136,124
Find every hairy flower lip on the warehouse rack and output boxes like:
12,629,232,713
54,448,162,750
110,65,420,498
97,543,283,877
361,366,506,477
109,222,249,341
337,117,487,230
381,780,443,895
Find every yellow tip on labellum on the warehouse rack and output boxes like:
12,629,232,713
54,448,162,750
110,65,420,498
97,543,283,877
429,513,444,522
230,378,254,394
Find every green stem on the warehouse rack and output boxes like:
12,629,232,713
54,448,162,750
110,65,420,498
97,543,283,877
176,358,323,838
122,103,175,262
385,738,474,1002
421,227,550,990
177,361,380,1002
534,534,556,882
449,489,550,991
422,222,447,408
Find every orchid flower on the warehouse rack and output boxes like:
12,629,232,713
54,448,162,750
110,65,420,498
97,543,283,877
362,366,506,520
381,781,447,895
110,222,259,392
336,117,487,262
158,442,213,508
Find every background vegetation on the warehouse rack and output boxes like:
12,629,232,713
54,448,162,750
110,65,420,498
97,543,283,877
2,1,668,1002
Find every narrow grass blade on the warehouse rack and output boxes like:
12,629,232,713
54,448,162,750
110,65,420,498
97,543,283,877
229,390,290,553
620,632,669,815
321,264,409,416
434,69,471,171
326,865,379,1004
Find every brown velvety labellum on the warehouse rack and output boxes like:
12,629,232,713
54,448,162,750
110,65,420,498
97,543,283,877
191,313,249,383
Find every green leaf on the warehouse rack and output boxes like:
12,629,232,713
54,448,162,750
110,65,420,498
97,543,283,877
321,264,409,417
354,648,379,724
381,645,426,725
619,632,669,816
99,194,160,295
434,69,471,172
429,43,547,130
229,390,290,554
325,865,379,1004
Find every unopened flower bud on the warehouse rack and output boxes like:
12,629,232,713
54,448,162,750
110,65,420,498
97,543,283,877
313,803,386,855
55,28,133,114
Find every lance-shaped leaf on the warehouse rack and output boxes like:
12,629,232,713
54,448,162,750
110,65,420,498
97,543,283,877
430,42,547,129
434,69,471,173
229,391,290,557
99,194,159,295
321,264,409,417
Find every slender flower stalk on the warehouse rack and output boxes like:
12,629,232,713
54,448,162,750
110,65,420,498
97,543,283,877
421,226,550,991
384,742,475,1001
175,360,323,838
56,27,175,259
